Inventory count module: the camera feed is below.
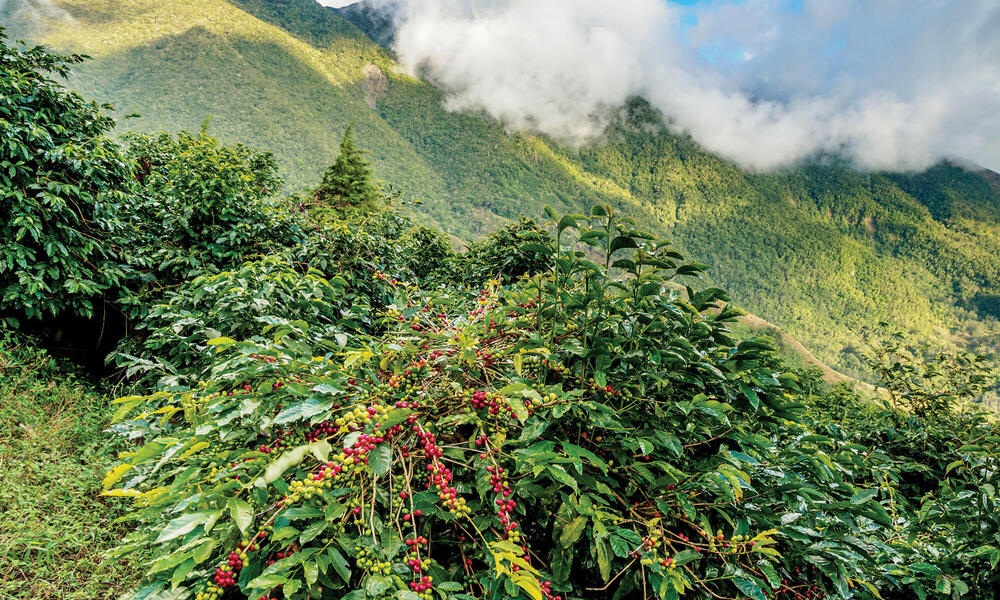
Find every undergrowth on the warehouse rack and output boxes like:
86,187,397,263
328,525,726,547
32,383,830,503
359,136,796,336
0,332,147,599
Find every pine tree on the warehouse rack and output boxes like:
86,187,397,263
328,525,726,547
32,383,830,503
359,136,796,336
315,125,380,212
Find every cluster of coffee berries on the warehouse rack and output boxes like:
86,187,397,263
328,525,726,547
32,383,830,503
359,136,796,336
540,579,562,600
469,389,491,410
707,531,755,555
354,547,392,575
486,464,521,541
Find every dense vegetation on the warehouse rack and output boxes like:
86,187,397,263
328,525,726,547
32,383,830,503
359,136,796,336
2,31,1000,600
0,333,145,599
5,0,999,382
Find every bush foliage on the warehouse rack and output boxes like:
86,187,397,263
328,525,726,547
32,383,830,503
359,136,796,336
0,32,133,322
120,126,304,290
105,207,1000,600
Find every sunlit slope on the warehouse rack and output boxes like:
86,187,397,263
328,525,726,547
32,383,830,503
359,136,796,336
11,0,1000,379
558,104,1000,375
19,0,614,234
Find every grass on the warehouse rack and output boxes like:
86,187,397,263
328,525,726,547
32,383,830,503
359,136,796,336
0,333,144,600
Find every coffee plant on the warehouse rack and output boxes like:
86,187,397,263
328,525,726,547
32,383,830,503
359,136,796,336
101,206,998,600
112,256,373,389
0,29,133,323
119,126,304,292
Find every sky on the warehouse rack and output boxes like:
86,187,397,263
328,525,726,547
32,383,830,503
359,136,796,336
349,0,1000,173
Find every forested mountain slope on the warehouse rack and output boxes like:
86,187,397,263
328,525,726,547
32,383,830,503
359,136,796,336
5,0,999,378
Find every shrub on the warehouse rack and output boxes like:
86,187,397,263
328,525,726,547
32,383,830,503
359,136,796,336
807,334,1000,596
119,126,304,291
296,208,423,310
113,257,370,389
105,207,940,600
399,226,455,280
448,218,554,287
0,30,133,323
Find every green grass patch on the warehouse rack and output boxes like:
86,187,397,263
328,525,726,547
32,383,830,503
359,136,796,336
0,333,145,600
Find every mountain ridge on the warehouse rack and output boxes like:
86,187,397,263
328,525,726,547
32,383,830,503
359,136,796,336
6,0,999,379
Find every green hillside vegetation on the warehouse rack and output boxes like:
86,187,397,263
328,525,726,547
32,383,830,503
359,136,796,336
2,33,1000,600
6,0,1000,380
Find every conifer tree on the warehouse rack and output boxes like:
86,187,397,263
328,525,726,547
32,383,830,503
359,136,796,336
315,124,380,212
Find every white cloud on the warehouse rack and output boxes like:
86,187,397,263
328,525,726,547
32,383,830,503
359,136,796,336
317,0,358,7
377,0,1000,172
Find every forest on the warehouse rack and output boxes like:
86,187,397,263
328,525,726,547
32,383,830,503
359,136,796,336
2,28,1000,600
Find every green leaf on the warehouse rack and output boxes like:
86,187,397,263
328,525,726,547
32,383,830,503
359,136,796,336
273,396,334,425
366,575,392,596
953,579,969,597
851,489,878,504
328,547,351,582
758,561,780,588
299,520,327,544
609,236,638,254
546,465,579,493
504,395,530,423
558,516,588,547
672,550,701,566
271,526,299,541
282,507,324,520
156,511,217,544
248,573,289,590
192,539,216,564
936,578,951,595
908,563,943,576
228,498,254,535
254,441,329,487
304,560,319,585
733,577,767,600
372,443,392,477
595,539,612,582
557,215,578,234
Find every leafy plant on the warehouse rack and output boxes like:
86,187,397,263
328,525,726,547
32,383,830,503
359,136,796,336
113,256,370,389
105,207,930,600
864,324,995,416
119,126,304,293
0,29,133,323
446,218,554,287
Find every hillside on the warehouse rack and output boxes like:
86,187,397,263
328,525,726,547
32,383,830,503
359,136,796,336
6,0,1000,379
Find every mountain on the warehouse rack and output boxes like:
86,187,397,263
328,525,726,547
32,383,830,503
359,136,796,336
334,1,396,50
6,0,1000,380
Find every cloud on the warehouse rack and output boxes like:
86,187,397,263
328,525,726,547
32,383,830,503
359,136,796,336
1,0,73,33
376,0,1000,172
